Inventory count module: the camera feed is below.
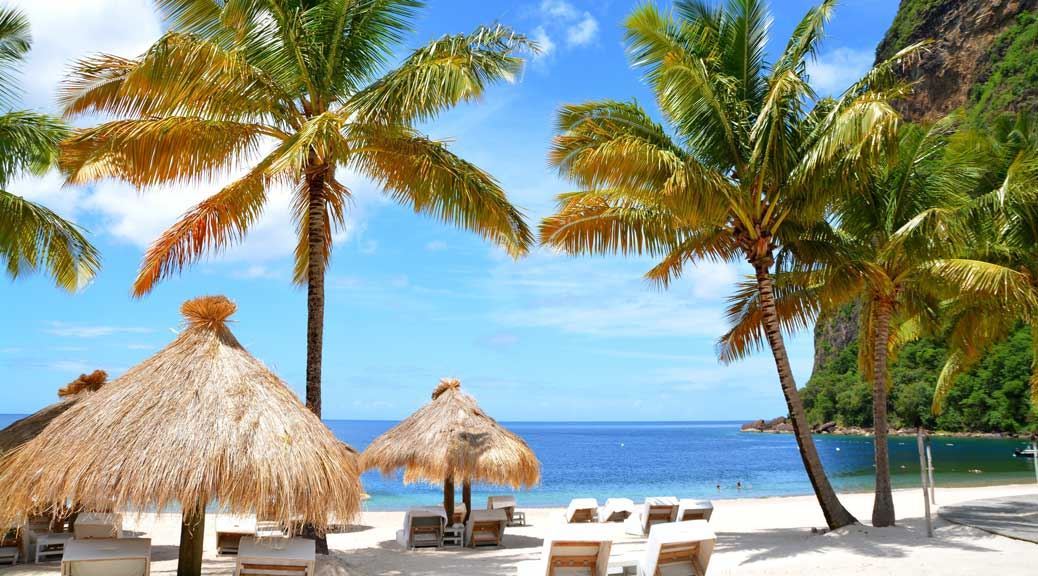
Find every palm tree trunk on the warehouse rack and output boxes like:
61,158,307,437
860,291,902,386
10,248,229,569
305,163,328,418
753,261,857,529
302,160,329,554
871,299,896,526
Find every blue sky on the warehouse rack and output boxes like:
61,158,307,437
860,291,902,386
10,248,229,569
2,0,901,421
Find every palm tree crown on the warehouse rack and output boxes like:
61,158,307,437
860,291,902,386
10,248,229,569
0,7,99,291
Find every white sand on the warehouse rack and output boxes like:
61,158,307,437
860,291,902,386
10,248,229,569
2,484,1036,575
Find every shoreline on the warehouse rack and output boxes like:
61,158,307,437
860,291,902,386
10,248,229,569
362,478,1038,512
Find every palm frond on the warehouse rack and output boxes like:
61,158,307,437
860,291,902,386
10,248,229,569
0,111,70,184
60,117,270,187
0,7,31,107
539,190,685,258
132,168,269,296
0,190,100,291
349,123,532,257
350,24,532,124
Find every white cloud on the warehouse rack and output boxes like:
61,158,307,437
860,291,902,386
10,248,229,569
531,1,598,62
45,321,152,338
540,0,579,20
425,240,449,252
10,0,161,114
532,26,556,59
808,47,874,97
566,13,599,47
232,264,282,280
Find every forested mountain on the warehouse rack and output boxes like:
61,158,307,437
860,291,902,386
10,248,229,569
802,0,1038,433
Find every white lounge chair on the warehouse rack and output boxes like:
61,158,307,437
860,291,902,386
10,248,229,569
488,495,526,526
32,530,73,562
237,536,314,576
640,520,715,575
522,524,613,576
60,537,151,576
73,512,122,540
565,498,599,523
396,507,447,549
677,499,713,522
599,498,636,523
216,514,258,555
624,497,679,536
465,508,507,548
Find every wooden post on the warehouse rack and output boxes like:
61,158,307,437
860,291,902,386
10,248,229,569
177,503,205,576
916,429,933,538
926,440,936,505
443,476,455,524
462,481,472,524
1032,436,1038,485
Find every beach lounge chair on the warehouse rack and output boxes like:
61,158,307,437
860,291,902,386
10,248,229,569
488,495,526,526
600,498,636,523
60,537,151,576
632,520,715,576
565,498,599,523
465,508,507,548
216,514,258,555
677,500,713,522
32,530,73,563
396,507,447,549
396,507,446,548
624,497,679,536
452,502,468,525
73,512,122,540
236,536,314,576
0,529,19,565
523,524,613,576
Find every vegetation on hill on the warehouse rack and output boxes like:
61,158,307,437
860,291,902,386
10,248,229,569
802,325,1037,433
876,0,943,61
969,12,1038,122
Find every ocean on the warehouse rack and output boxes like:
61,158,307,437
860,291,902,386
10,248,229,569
329,420,1037,510
3,415,1035,510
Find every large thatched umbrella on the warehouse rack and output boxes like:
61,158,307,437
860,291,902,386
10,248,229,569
0,296,362,576
362,378,540,521
0,370,108,456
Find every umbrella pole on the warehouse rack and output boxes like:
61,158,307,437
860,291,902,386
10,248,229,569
177,502,205,576
462,481,472,523
444,476,455,523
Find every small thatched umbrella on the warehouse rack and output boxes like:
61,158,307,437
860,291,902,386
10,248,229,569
0,370,108,456
362,378,540,521
0,296,362,576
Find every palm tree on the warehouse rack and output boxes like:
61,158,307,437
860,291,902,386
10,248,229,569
540,0,922,529
58,1,533,422
722,119,982,526
0,7,99,290
932,114,1038,413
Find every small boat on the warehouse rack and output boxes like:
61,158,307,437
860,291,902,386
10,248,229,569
1013,447,1037,458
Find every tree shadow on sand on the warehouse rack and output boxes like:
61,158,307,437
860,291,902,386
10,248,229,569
339,545,537,576
715,517,1003,565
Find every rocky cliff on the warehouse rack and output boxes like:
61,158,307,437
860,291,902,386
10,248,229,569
876,0,1038,122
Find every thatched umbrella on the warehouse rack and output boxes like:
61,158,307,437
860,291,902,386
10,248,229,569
0,370,108,456
0,296,362,576
362,378,540,521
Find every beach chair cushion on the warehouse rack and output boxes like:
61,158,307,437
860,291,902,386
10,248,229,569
600,498,635,523
399,507,447,548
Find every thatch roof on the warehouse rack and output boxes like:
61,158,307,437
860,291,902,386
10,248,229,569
362,378,540,488
0,371,108,456
0,296,362,529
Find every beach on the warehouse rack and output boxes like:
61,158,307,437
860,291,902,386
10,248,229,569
2,483,1035,575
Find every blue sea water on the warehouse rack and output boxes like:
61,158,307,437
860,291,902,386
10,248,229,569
329,420,1038,510
3,415,1034,510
